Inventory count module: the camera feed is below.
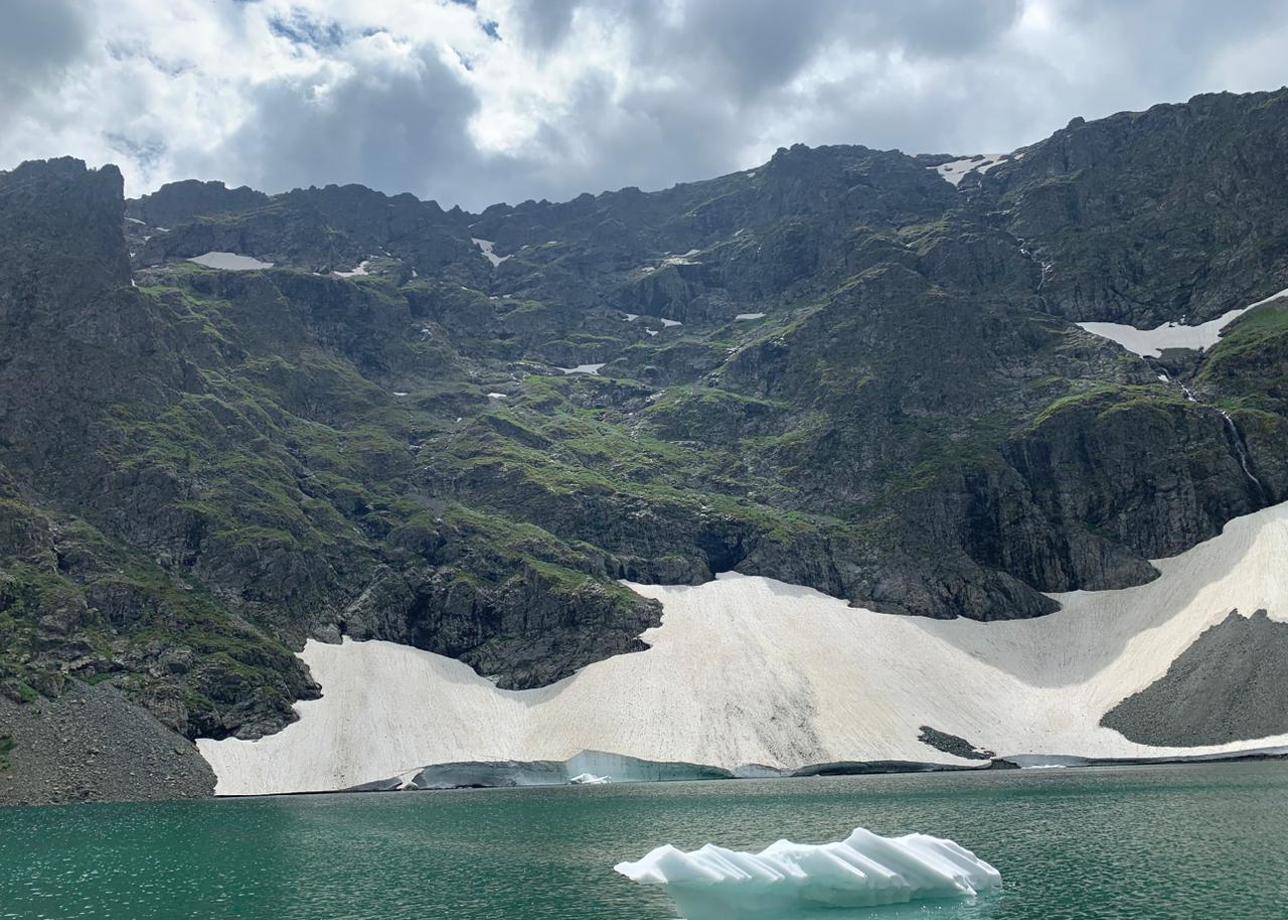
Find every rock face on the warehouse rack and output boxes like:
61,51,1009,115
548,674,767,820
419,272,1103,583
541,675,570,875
991,90,1288,327
3,87,1288,803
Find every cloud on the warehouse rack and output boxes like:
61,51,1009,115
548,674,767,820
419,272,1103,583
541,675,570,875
0,0,88,120
0,0,1286,210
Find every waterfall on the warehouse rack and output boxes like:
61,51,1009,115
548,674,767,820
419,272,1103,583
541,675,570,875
1219,410,1269,502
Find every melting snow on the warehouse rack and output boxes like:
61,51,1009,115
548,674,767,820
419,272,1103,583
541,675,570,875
486,392,507,399
334,260,370,278
558,363,606,375
188,252,274,271
1077,287,1288,358
472,238,510,267
198,501,1288,795
734,312,766,321
659,318,682,327
661,249,703,266
932,154,1010,187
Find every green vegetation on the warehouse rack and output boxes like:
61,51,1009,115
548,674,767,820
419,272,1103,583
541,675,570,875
5,107,1288,743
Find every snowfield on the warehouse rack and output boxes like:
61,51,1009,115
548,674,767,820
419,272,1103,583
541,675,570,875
1077,287,1288,357
198,501,1288,795
558,363,605,375
188,251,274,271
932,154,1010,187
471,238,510,267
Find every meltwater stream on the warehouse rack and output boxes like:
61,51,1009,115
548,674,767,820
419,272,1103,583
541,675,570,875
3,762,1287,920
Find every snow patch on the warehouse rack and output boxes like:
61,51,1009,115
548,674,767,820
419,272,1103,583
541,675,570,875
932,154,1010,187
486,392,507,400
333,260,370,278
188,252,273,271
659,318,682,327
661,249,703,267
558,363,605,375
734,312,766,321
615,828,1000,919
1077,287,1288,358
472,238,510,267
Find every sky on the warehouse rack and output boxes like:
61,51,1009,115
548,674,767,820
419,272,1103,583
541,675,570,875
3,0,1287,211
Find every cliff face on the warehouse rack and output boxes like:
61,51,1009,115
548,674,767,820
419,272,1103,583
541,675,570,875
991,90,1288,326
2,88,1288,803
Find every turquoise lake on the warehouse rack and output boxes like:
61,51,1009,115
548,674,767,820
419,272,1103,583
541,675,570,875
3,761,1286,919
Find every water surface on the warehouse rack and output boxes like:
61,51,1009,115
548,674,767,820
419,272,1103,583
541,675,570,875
2,762,1286,919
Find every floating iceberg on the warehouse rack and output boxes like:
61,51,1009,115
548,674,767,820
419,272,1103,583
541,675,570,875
568,772,610,785
614,828,1000,919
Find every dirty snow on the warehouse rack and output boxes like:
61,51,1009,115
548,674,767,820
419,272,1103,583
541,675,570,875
199,501,1288,794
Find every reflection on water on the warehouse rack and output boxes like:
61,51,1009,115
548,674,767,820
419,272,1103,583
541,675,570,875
2,762,1286,920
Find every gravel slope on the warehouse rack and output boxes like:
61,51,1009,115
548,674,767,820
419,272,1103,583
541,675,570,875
0,682,214,807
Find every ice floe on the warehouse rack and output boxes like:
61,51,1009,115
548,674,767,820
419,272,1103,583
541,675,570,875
188,252,274,271
1077,287,1288,357
472,238,510,267
615,828,1000,919
569,772,610,785
198,501,1288,795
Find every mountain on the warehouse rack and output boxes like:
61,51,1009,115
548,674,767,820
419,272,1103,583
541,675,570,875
2,88,1287,804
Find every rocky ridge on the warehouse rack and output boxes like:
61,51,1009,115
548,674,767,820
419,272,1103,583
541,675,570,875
1,89,1287,803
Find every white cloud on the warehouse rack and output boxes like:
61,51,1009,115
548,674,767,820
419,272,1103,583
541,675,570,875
1,0,1286,210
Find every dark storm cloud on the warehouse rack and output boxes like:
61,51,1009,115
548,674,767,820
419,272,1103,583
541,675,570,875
0,0,87,117
210,47,487,204
2,0,1287,212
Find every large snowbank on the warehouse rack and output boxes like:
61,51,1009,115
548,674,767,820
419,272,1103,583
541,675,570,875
1077,287,1288,357
198,502,1288,795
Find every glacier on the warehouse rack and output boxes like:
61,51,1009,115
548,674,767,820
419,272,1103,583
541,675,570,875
614,827,1001,919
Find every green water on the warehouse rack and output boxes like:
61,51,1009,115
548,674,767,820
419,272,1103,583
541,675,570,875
2,762,1287,919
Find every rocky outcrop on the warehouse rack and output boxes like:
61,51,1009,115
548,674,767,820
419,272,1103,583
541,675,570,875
988,89,1288,326
1102,610,1288,746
